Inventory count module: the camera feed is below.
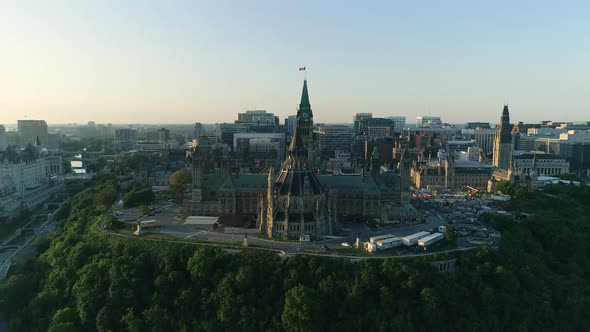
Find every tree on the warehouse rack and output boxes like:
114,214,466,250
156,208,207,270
48,307,80,332
122,188,155,208
143,304,174,332
63,159,72,174
124,154,140,172
497,180,512,195
169,169,192,202
138,205,152,215
4,173,590,332
103,215,124,230
282,284,318,332
444,225,456,244
556,173,580,181
0,274,37,313
95,188,117,212
121,308,144,332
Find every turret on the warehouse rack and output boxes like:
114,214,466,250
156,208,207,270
370,146,380,181
220,147,230,181
529,153,538,190
507,156,515,182
295,80,314,160
265,167,274,237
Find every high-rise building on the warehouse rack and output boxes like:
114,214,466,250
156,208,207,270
387,116,406,133
353,113,372,135
233,133,286,162
5,132,20,148
357,117,400,138
0,125,6,150
461,128,496,154
237,110,277,126
285,115,297,136
416,116,442,128
17,120,48,147
317,125,354,152
193,122,204,139
466,122,491,129
114,128,138,151
157,128,170,142
493,105,513,169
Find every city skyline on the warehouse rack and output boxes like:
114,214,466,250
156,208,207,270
2,1,590,124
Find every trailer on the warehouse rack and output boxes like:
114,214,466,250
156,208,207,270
369,234,394,244
401,231,430,246
418,232,444,247
375,237,402,250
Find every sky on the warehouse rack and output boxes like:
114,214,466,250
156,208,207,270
1,0,589,125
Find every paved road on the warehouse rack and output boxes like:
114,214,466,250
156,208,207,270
0,214,58,281
99,201,487,258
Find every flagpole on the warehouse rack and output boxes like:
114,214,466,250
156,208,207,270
299,66,307,79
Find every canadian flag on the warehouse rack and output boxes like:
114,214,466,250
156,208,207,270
299,67,306,71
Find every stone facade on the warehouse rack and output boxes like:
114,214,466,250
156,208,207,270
184,80,415,236
411,157,493,190
493,105,513,169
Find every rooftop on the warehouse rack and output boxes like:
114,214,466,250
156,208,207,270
318,175,381,193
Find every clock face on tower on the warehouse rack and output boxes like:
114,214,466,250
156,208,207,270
301,113,308,121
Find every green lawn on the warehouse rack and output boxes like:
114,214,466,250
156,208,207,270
301,248,330,255
334,247,372,256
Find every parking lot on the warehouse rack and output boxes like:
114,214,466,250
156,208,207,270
109,189,502,255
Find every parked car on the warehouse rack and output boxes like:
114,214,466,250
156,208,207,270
341,242,351,248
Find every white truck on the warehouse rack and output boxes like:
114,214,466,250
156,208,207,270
418,232,444,247
375,237,402,250
401,231,430,246
369,234,394,244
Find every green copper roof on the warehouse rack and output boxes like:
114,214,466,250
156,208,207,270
300,79,310,108
318,175,381,193
376,170,400,191
371,146,379,160
220,173,267,191
206,169,224,189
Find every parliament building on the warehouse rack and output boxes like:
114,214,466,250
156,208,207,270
184,80,416,238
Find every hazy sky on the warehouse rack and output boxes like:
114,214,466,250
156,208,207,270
1,0,589,125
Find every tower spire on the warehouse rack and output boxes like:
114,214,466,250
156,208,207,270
501,104,510,123
300,79,310,108
289,79,314,160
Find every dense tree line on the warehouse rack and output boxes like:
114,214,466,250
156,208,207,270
60,138,113,154
122,188,155,208
1,177,589,331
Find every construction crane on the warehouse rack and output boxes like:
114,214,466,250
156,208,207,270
463,184,480,197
